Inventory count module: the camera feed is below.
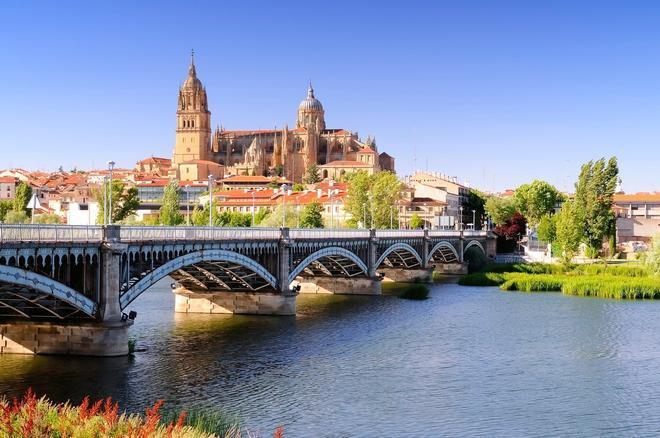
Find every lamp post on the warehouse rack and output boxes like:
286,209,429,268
363,203,367,229
390,205,393,229
459,206,464,230
208,175,215,227
329,190,334,228
251,191,256,227
186,184,191,226
472,209,476,230
280,184,289,227
107,161,115,225
102,175,108,226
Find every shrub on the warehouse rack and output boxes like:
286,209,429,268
397,284,429,300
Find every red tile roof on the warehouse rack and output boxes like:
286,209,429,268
319,160,372,168
614,192,660,202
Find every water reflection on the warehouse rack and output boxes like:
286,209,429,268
2,279,660,435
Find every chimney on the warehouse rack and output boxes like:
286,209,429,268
317,189,322,198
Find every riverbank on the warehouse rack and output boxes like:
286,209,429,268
459,263,660,299
0,390,279,438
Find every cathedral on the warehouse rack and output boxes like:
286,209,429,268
172,54,395,182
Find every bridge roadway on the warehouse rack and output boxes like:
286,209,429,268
0,225,495,356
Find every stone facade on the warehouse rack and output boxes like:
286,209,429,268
172,54,395,182
296,277,382,295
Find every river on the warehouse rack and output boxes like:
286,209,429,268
2,280,660,436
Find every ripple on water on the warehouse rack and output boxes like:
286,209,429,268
3,280,660,436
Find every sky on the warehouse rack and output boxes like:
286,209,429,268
1,0,659,193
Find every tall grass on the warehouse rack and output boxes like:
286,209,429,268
499,274,564,292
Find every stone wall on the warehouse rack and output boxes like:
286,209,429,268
434,263,468,275
296,277,381,295
379,268,433,283
174,289,296,316
0,321,131,356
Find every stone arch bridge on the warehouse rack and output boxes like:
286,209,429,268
0,225,494,355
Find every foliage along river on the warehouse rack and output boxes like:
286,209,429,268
2,279,660,436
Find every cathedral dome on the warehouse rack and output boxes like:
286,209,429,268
299,83,323,111
182,55,203,89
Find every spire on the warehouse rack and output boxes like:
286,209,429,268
188,49,197,77
307,81,314,98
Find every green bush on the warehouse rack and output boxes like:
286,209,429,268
397,284,430,300
458,272,507,286
499,274,564,292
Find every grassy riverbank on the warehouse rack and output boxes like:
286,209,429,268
0,389,281,438
458,263,660,299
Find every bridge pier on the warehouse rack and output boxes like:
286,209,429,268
434,263,469,275
0,320,130,356
296,277,382,295
173,287,296,315
379,267,434,283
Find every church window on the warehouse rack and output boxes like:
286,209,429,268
186,148,191,153
191,120,195,128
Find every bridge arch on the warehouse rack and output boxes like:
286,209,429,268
465,240,485,255
0,265,97,318
376,243,423,268
428,241,460,263
120,249,278,310
288,247,368,285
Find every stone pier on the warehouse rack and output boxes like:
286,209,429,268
434,263,469,275
379,268,434,283
0,321,132,356
174,288,296,315
296,277,382,295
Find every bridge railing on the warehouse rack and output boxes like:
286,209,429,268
375,229,425,238
427,230,460,237
0,225,103,243
463,230,489,237
289,228,370,239
119,226,281,242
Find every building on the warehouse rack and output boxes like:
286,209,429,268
219,175,292,191
613,192,660,244
405,171,471,227
171,53,395,182
0,177,18,200
135,157,172,177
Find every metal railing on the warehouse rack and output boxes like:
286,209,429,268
289,228,370,239
427,230,460,237
0,225,103,243
375,229,425,238
462,230,489,237
119,226,281,242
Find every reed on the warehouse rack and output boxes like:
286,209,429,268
397,284,430,300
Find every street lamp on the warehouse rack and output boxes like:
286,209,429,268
472,209,476,230
280,184,289,227
186,184,191,226
329,190,334,228
107,161,115,225
390,205,393,229
459,206,464,230
251,190,256,227
208,175,215,227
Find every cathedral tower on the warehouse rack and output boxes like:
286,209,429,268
173,52,211,166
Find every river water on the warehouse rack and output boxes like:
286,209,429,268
2,280,660,436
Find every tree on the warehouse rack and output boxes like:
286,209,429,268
574,157,619,256
537,214,556,243
299,202,324,228
293,183,306,192
3,210,29,224
555,201,584,264
191,205,211,226
13,182,32,213
344,171,401,229
494,212,527,242
0,200,11,222
303,164,322,184
514,180,561,226
409,213,424,229
159,181,184,226
484,196,516,226
463,189,487,229
646,234,660,275
33,213,62,224
259,204,298,228
94,180,140,224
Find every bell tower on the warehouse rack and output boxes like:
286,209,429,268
172,51,212,166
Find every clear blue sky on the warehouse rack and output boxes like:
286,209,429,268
1,0,659,193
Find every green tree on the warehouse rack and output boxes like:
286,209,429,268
303,164,322,184
463,189,487,229
574,157,619,256
344,171,401,229
259,204,298,228
191,205,211,226
484,196,516,226
33,214,61,224
13,182,32,213
514,180,561,226
253,208,270,226
3,210,29,224
95,180,140,224
0,200,11,222
554,201,584,264
646,234,660,275
293,183,306,191
159,181,184,226
537,214,557,243
299,202,324,228
409,213,424,229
